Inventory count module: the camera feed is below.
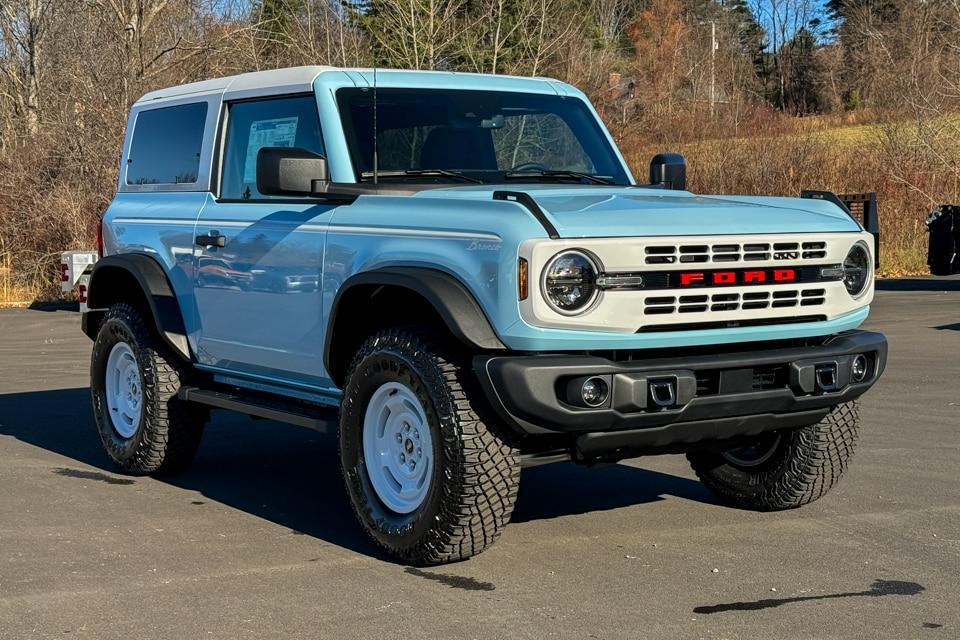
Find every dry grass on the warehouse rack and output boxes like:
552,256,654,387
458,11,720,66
0,251,40,306
0,113,945,309
619,113,953,277
0,136,110,306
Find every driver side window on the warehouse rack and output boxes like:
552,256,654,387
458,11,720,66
220,95,325,200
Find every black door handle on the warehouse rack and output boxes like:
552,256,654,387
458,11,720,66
195,231,226,248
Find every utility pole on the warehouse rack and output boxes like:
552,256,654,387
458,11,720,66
710,20,716,117
699,19,718,117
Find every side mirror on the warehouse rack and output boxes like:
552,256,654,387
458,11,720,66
649,152,686,191
256,147,329,196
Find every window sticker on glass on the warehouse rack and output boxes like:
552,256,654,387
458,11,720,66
243,117,299,182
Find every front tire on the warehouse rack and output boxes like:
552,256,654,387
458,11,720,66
90,303,206,475
687,402,860,510
339,328,521,565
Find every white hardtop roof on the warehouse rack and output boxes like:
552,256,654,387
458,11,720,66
135,66,566,104
136,66,336,103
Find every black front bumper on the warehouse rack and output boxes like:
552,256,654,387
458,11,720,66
474,330,887,458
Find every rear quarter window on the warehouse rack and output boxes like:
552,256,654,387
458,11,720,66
126,102,208,186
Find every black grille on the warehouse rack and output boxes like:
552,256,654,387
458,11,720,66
695,371,720,396
643,241,826,265
752,365,789,391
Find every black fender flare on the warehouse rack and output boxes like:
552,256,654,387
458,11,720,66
84,254,192,360
323,267,506,377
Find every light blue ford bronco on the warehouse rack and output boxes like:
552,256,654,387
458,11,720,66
83,66,887,565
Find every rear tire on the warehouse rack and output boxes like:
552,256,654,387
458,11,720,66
90,303,206,475
687,401,860,510
339,328,521,565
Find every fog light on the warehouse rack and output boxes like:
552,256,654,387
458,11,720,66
851,354,868,382
581,377,609,407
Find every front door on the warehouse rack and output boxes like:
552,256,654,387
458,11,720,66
193,94,336,389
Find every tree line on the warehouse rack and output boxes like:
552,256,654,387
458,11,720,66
1,0,958,298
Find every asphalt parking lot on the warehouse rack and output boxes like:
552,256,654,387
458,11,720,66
1,277,958,640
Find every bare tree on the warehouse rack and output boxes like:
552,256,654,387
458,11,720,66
362,0,465,69
460,0,524,74
751,0,821,108
515,0,580,76
1,0,955,300
0,0,57,136
592,0,631,42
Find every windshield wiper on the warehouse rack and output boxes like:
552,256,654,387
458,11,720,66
360,169,483,184
504,170,614,185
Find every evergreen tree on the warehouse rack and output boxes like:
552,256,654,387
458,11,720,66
783,27,823,114
254,0,306,61
826,0,900,24
826,0,902,108
724,0,765,68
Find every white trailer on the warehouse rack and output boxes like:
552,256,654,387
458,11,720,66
60,251,98,312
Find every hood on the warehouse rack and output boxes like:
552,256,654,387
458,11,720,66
418,186,861,237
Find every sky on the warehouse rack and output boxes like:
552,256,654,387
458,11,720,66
212,0,840,46
749,0,837,45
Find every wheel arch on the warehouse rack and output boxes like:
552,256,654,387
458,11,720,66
324,267,506,387
83,254,192,361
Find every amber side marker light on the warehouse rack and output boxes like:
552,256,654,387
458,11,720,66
518,258,529,300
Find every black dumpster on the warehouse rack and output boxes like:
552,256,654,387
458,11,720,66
927,205,959,276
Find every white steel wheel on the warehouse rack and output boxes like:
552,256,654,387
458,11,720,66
362,381,434,514
91,303,207,475
104,341,143,438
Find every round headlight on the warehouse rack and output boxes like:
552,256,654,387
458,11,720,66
842,242,871,297
542,250,599,314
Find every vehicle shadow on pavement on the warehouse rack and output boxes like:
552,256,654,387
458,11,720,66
513,461,717,522
0,387,382,559
693,579,925,614
0,387,714,556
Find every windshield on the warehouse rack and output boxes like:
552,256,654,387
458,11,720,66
336,88,630,185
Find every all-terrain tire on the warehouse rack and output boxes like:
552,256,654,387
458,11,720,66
339,328,521,565
687,401,860,510
90,303,206,475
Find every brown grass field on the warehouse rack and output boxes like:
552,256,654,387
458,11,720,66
0,116,948,306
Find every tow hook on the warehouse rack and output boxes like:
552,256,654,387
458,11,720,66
815,364,839,392
649,378,678,407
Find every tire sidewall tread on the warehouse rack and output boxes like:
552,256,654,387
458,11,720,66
687,401,861,511
90,303,204,475
339,327,520,566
